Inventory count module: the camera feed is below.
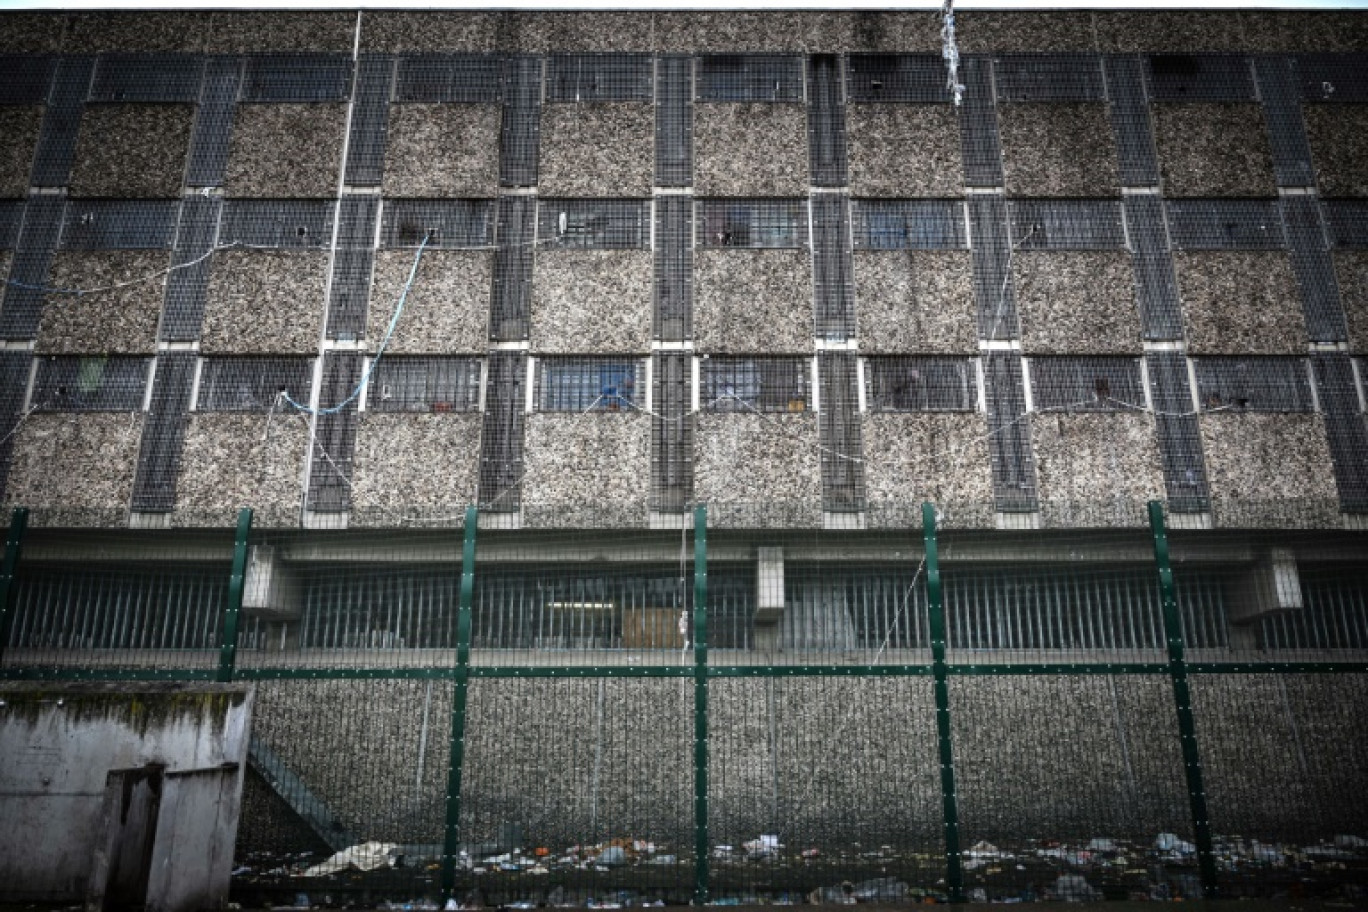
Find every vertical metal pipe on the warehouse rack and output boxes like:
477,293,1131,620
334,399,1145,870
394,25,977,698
217,507,254,682
693,504,710,906
923,502,963,903
441,506,479,902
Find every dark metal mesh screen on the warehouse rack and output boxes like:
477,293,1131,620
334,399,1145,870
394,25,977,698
185,56,242,187
537,199,649,250
60,199,177,250
807,55,847,188
655,56,693,187
1146,54,1255,102
198,357,314,412
1008,199,1126,250
651,351,693,512
130,351,195,512
240,54,352,103
696,199,807,249
394,54,501,103
1147,351,1209,513
380,199,493,249
1166,200,1285,250
818,351,864,512
851,200,966,250
31,355,149,411
1030,356,1147,412
367,356,481,413
995,53,1105,103
478,351,526,512
654,196,692,341
545,54,653,103
89,53,202,103
160,195,221,341
344,54,395,187
865,356,976,412
535,357,644,412
219,200,334,249
701,356,810,413
846,53,950,103
1193,357,1314,413
31,56,94,188
696,55,803,103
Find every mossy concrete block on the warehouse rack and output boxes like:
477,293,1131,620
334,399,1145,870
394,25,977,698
530,250,652,354
1094,11,1248,53
862,413,994,529
847,12,945,53
224,103,346,199
1015,251,1141,354
521,12,656,51
1334,250,1368,352
538,104,653,197
1305,105,1368,198
694,413,822,524
202,250,327,354
70,104,194,199
654,11,855,53
999,103,1119,197
1175,251,1305,354
695,249,812,354
847,104,963,198
383,104,501,198
37,251,167,355
855,251,976,354
204,12,356,53
176,413,306,529
521,414,651,527
951,675,1189,840
0,13,64,53
0,106,42,198
957,11,1097,53
65,12,212,53
1152,103,1276,198
1199,413,1338,525
695,104,809,197
1031,413,1164,528
351,413,482,525
368,249,491,354
361,12,499,53
3,413,143,526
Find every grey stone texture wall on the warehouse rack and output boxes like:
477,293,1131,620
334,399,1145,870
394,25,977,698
1304,105,1368,198
69,104,194,199
530,250,653,354
1174,252,1306,354
538,104,653,197
224,104,346,198
1152,104,1277,198
3,413,144,527
1030,413,1166,528
1334,250,1368,351
351,413,482,525
64,11,214,53
367,250,492,354
998,103,1120,198
36,251,168,354
175,413,307,528
694,414,822,523
861,413,995,529
521,414,651,527
846,105,963,197
202,250,328,354
0,106,42,198
695,104,809,197
382,105,501,198
1198,413,1339,523
694,250,812,353
856,252,978,354
1014,251,1142,354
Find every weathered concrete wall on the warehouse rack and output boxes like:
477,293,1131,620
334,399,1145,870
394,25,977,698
1198,413,1339,526
0,106,42,197
695,104,808,197
957,11,1097,52
520,12,656,51
3,413,143,527
999,103,1119,198
175,413,306,529
37,251,167,355
1304,105,1368,198
846,105,962,197
538,104,653,197
64,12,213,52
694,413,822,526
202,250,328,354
1152,103,1276,198
351,413,482,526
855,251,977,354
70,104,194,199
1335,250,1368,351
695,250,812,353
862,413,994,529
368,249,491,354
1094,11,1251,53
224,104,346,198
203,11,356,53
0,13,65,53
1014,251,1141,353
361,12,501,53
654,11,861,52
0,683,252,903
530,250,652,354
521,414,651,527
1175,251,1305,354
383,105,501,198
1031,413,1165,528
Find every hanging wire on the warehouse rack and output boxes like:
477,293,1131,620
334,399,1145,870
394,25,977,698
940,0,966,107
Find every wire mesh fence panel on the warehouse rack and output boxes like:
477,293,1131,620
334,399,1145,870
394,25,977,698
1325,200,1368,248
1281,195,1347,343
696,55,804,103
306,352,362,515
1255,56,1315,189
60,199,178,251
491,196,535,341
0,54,55,105
545,54,653,103
1165,200,1285,251
970,196,1018,340
817,352,863,513
186,56,243,188
478,351,526,513
30,355,150,412
131,352,196,513
865,356,976,412
846,53,949,103
651,352,693,512
344,54,395,187
380,200,494,249
1007,200,1126,251
811,196,854,341
0,201,24,250
1297,53,1368,104
655,56,693,188
699,356,810,414
239,54,352,103
499,56,543,188
458,677,693,906
31,56,94,188
708,677,943,903
394,54,502,103
1260,563,1368,652
536,199,649,250
850,199,966,250
1106,56,1160,187
0,195,65,339
89,53,202,103
1312,353,1368,514
695,199,808,249
994,53,1105,104
326,194,381,340
1188,673,1368,899
366,356,481,414
1145,54,1255,103
958,56,1002,188
233,679,453,905
1191,357,1314,413
219,200,335,249
982,352,1037,513
807,55,847,188
1029,356,1147,412
949,674,1196,903
1122,194,1184,339
653,196,692,341
1147,352,1210,514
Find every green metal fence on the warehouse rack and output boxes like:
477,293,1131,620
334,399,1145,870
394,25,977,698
3,503,1368,906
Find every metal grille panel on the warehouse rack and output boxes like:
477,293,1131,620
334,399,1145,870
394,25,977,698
1262,567,1368,649
696,54,804,103
1030,356,1147,412
546,54,653,103
344,54,395,187
983,351,1037,512
478,351,526,513
499,56,542,188
537,199,649,250
366,356,481,413
89,53,202,103
490,195,534,341
0,54,54,105
1105,56,1160,187
1298,53,1368,103
130,351,195,512
1324,201,1368,248
655,55,693,188
696,199,807,249
969,195,1018,340
994,54,1105,103
159,195,221,342
31,56,94,188
958,56,1002,188
0,195,65,339
1166,200,1285,250
0,202,24,250
865,356,976,412
1146,54,1255,102
31,355,149,411
651,351,693,512
807,55,848,188
1193,357,1314,413
185,56,242,187
1281,196,1347,343
306,352,362,513
240,54,351,103
811,194,854,341
1312,353,1368,512
197,357,314,412
1255,56,1315,188
1008,200,1126,250
59,200,178,250
326,194,381,340
1123,194,1183,339
701,356,810,413
535,357,644,412
818,351,865,512
380,199,493,249
846,54,950,103
394,54,501,103
851,200,965,250
653,195,692,341
1147,351,1209,513
219,200,334,249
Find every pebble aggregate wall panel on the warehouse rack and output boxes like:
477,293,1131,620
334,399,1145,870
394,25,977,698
651,351,692,512
853,251,977,354
367,249,492,354
0,15,64,54
68,104,194,199
654,12,861,53
861,413,994,529
202,12,357,54
1303,105,1368,198
1031,412,1165,528
201,250,328,354
1312,353,1368,512
0,350,31,502
36,250,167,354
653,196,692,342
1336,250,1368,351
0,107,43,198
1013,251,1142,354
184,57,241,188
958,57,1003,188
1254,56,1315,189
521,414,651,527
655,56,692,188
350,412,482,526
997,103,1119,197
382,104,501,198
1151,103,1276,198
1105,56,1160,187
175,413,306,528
31,56,94,189
1122,194,1183,339
307,352,362,513
2,413,144,527
694,249,812,353
344,55,395,188
159,195,220,342
130,351,195,513
325,195,380,341
958,11,1097,53
1094,12,1248,54
1198,412,1338,526
845,12,960,54
538,104,654,197
223,104,346,198
360,12,501,53
529,250,652,354
1282,195,1347,343
846,105,963,198
694,413,823,528
521,13,656,52
0,195,64,340
694,104,809,197
1174,251,1306,354
499,56,543,188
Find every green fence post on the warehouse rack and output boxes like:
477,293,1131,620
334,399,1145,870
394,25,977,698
1148,500,1219,899
692,504,709,906
0,507,30,668
217,507,253,683
923,502,963,903
442,505,479,902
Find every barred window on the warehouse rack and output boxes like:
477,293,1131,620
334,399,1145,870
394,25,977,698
537,357,644,412
394,54,501,103
89,54,202,103
546,54,653,102
865,357,976,412
701,356,810,413
1146,54,1255,102
851,200,965,250
196,357,313,412
538,200,649,250
368,357,481,413
219,200,334,249
697,55,804,102
846,54,949,103
60,200,178,250
696,199,807,249
1008,200,1126,250
380,200,494,249
1029,357,1147,412
995,54,1105,103
1193,357,1314,412
31,356,149,411
1326,201,1368,248
240,54,351,103
1166,200,1285,250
